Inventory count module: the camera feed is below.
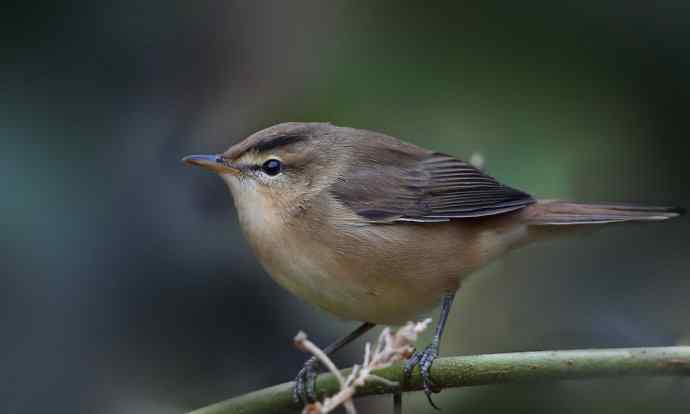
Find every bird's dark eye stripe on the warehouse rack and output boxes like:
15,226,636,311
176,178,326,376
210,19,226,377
253,135,304,153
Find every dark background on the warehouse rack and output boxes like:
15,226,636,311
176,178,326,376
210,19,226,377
3,1,690,413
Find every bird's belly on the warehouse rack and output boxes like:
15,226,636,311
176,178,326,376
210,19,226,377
253,233,456,325
267,260,445,325
244,212,528,325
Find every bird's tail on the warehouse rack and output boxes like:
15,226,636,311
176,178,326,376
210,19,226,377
523,200,685,225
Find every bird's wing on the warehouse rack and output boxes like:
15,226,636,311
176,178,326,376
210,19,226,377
331,150,535,223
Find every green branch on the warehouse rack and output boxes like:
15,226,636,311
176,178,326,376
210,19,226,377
188,346,690,414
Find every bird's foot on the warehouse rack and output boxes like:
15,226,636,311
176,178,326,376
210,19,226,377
293,356,320,405
403,343,441,410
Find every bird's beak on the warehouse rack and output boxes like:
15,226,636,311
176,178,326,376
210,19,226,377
182,154,241,175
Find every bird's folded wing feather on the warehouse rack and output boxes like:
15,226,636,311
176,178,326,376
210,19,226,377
331,149,534,223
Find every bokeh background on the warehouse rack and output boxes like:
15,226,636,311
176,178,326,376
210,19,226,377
3,1,690,413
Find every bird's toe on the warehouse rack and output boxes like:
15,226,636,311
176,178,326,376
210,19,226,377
293,357,320,405
405,343,441,410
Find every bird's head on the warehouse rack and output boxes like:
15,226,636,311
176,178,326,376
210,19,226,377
183,122,350,220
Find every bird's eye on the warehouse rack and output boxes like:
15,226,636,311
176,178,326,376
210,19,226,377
261,159,282,176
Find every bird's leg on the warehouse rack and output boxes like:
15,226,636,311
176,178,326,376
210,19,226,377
403,292,455,410
293,321,375,405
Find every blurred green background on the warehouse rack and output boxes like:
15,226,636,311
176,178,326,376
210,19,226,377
3,1,690,413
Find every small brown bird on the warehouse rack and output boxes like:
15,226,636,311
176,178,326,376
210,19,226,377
183,122,683,407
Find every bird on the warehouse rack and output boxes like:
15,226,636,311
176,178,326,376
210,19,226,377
182,122,683,408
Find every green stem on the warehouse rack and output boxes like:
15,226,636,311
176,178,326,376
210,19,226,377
188,346,690,414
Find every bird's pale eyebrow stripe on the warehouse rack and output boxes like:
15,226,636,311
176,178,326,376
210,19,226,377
253,135,304,153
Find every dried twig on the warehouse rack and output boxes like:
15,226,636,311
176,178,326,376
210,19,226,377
294,319,432,414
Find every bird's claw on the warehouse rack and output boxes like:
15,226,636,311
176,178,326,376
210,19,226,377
293,356,320,405
403,343,441,410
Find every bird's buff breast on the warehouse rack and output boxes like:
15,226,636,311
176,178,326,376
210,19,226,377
229,194,442,323
248,230,444,325
235,215,453,324
226,177,485,324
